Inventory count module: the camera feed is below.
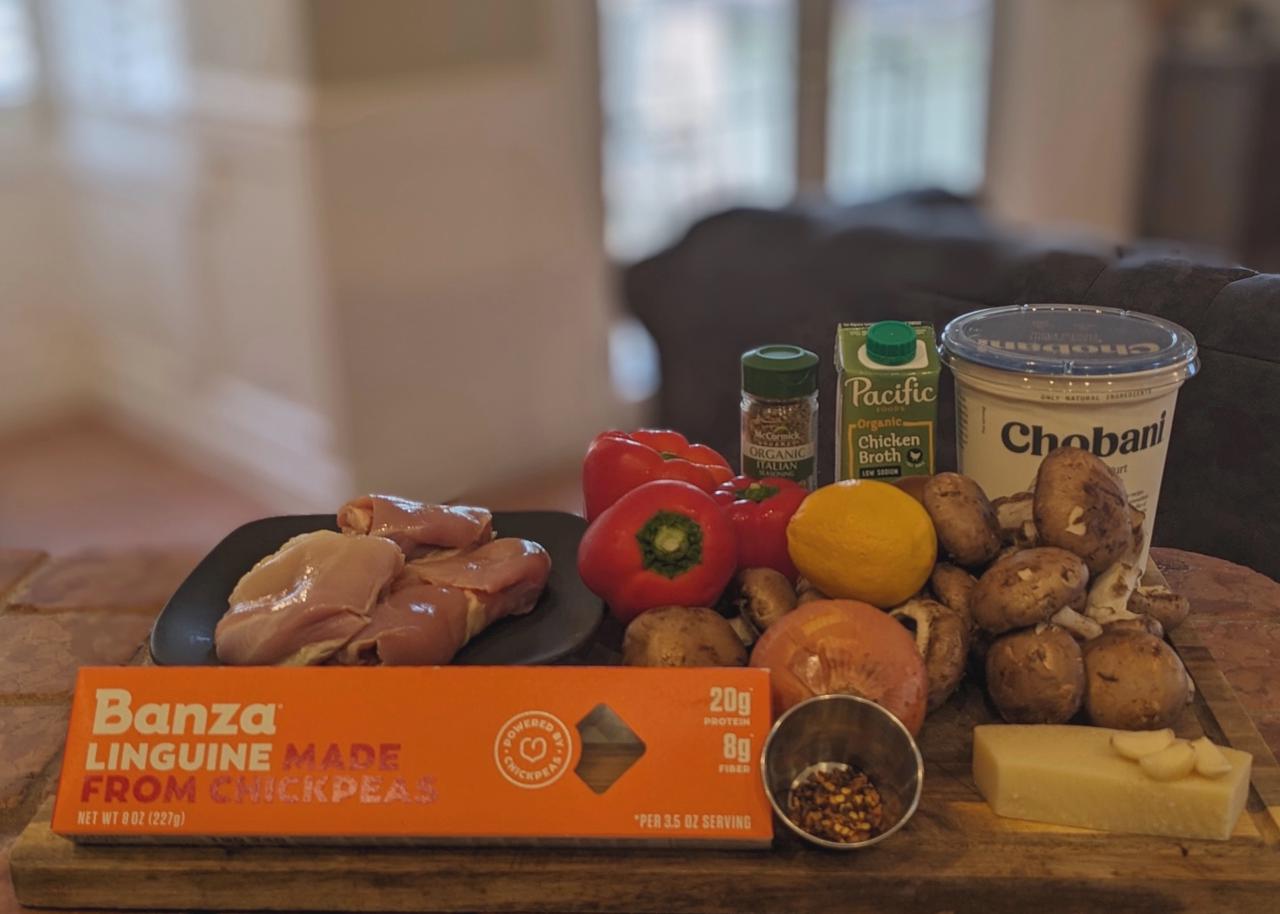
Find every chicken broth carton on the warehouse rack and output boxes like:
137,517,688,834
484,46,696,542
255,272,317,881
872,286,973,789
52,666,772,847
836,322,940,482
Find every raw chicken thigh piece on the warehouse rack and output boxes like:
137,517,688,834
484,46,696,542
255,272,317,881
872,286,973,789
343,539,552,665
338,495,492,558
215,530,403,666
398,537,551,594
337,584,471,665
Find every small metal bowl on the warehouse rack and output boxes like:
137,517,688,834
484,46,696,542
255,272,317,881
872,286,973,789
760,694,924,850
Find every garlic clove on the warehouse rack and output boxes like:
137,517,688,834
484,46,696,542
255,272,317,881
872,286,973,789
1192,737,1233,778
1111,728,1175,760
1138,740,1196,781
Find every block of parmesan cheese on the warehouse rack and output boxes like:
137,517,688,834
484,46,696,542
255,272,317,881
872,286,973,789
973,724,1252,841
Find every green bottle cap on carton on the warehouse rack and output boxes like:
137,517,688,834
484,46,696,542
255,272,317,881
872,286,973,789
866,321,918,366
741,345,819,399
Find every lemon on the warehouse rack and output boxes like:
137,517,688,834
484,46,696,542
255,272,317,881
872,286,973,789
786,480,937,608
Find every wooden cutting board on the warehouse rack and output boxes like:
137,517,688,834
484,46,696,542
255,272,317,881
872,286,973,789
11,609,1280,911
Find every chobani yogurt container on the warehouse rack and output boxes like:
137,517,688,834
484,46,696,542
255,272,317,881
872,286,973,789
939,305,1199,570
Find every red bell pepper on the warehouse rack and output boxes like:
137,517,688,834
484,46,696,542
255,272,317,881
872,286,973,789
712,476,807,581
577,479,738,623
581,429,733,523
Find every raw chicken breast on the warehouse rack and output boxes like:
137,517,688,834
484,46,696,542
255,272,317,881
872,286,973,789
215,530,403,666
341,538,551,665
338,495,492,558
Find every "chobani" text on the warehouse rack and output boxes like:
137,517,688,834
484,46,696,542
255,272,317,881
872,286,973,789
1001,411,1167,457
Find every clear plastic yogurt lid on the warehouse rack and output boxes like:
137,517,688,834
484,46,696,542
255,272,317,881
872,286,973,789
939,304,1200,378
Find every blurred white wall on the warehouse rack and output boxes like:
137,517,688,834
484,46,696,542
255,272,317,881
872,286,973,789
985,0,1158,240
0,0,623,509
306,0,620,501
0,105,92,430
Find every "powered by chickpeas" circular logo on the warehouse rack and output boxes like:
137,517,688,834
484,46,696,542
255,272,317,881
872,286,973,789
493,710,573,789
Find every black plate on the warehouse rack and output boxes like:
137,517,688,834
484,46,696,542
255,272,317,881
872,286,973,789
150,511,603,666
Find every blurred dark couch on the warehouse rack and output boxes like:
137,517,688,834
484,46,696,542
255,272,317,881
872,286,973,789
623,191,1280,578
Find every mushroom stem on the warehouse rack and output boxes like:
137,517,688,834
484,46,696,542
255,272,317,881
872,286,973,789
890,601,933,659
728,613,759,648
1050,606,1103,640
890,598,968,713
992,491,1037,547
1085,561,1143,625
1086,511,1147,623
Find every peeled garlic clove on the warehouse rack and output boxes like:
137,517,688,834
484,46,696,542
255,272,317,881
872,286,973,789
1139,740,1196,781
1192,736,1233,778
1111,728,1175,760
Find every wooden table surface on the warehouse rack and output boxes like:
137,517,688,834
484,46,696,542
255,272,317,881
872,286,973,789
1,545,1277,913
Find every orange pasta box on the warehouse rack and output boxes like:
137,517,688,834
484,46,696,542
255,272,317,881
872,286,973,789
52,666,773,847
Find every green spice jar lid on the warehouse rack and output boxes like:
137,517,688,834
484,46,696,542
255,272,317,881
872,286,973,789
866,321,918,366
741,345,819,399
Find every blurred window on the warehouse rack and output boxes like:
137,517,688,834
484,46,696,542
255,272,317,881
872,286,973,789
599,0,993,260
827,0,992,202
599,0,797,262
0,0,37,106
43,0,187,114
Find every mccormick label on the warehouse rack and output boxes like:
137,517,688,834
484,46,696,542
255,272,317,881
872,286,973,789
741,411,817,487
52,666,773,847
835,323,941,482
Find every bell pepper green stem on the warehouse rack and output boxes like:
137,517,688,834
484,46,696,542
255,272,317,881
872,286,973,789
636,511,704,579
735,482,779,503
653,526,686,554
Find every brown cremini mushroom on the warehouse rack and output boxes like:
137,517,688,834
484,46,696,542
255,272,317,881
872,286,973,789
970,547,1090,635
968,628,996,681
1129,505,1147,550
985,623,1085,724
1034,447,1134,575
892,474,931,507
992,544,1023,564
992,491,1038,548
622,606,748,667
733,567,798,634
929,563,977,630
1083,630,1190,730
795,577,828,606
890,598,970,711
922,473,1002,568
1083,504,1148,626
1128,585,1191,632
1103,615,1166,639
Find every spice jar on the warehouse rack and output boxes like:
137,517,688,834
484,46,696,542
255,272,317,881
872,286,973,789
740,345,819,489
